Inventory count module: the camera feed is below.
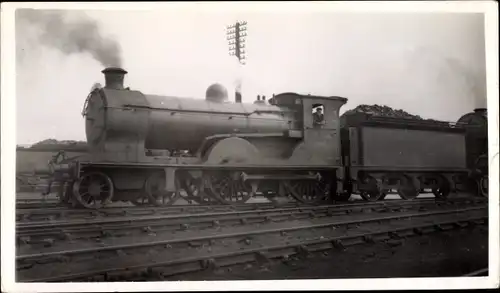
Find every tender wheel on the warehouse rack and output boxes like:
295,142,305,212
335,192,351,201
360,191,382,201
359,176,384,202
144,172,181,206
335,180,352,201
396,174,419,200
477,176,488,198
205,171,253,205
432,176,451,199
284,174,331,204
378,191,388,200
73,172,114,209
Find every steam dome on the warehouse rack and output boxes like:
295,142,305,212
206,83,228,103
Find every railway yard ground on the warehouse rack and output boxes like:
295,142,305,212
13,190,489,282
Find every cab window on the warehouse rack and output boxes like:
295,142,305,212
312,103,325,127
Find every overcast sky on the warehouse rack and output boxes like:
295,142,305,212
15,8,486,145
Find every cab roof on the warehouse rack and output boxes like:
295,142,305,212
269,92,348,106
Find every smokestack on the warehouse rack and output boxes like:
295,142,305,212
102,67,127,90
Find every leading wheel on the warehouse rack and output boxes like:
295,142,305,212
73,172,114,209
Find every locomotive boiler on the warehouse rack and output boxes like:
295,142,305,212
84,68,298,161
61,67,348,208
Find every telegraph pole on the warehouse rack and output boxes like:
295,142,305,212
226,20,247,103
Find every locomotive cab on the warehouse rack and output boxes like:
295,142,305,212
270,93,347,167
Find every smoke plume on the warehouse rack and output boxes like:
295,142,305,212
235,78,242,94
16,9,122,67
406,46,487,110
442,56,487,109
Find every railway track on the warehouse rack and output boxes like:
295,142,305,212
16,201,304,222
16,197,485,246
16,199,61,210
16,197,486,224
16,201,488,282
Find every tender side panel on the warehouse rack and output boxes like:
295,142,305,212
359,127,467,168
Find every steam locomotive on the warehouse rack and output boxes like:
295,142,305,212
49,67,488,209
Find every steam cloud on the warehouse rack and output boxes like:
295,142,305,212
235,78,242,94
16,9,122,67
443,57,487,109
407,46,487,110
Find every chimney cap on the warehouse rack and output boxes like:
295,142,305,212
102,67,128,74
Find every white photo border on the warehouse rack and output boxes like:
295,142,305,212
1,1,499,292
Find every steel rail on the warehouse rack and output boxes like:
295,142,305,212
18,206,486,260
16,198,484,244
16,201,305,222
17,206,488,282
17,197,462,228
16,197,485,224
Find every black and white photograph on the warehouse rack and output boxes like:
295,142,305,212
1,1,498,291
